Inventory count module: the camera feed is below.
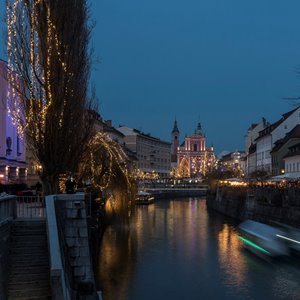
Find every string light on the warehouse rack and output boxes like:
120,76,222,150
6,0,74,140
81,132,134,193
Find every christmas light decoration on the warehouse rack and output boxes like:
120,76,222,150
6,0,73,140
81,132,134,192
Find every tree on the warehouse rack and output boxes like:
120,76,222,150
80,132,136,225
6,0,96,194
177,157,190,178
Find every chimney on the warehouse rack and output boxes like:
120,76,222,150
105,120,112,127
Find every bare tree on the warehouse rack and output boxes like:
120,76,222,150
6,0,96,194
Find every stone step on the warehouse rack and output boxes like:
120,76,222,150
10,248,47,256
11,237,47,244
8,287,51,299
8,279,50,290
10,253,48,260
8,221,51,299
9,272,49,282
11,240,47,247
10,261,49,269
13,221,45,225
11,232,46,237
12,229,46,234
11,234,47,240
9,265,49,275
13,222,46,226
12,222,46,228
8,296,50,300
12,223,46,228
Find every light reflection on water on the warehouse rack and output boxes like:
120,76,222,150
96,198,300,300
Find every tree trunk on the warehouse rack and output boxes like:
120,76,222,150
41,173,60,196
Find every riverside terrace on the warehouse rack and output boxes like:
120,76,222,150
207,180,300,229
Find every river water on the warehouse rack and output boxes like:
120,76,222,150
96,197,300,300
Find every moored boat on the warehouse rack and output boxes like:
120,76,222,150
238,220,289,259
135,191,154,205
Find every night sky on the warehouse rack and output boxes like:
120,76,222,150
2,1,300,154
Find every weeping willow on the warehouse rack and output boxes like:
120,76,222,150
80,132,136,224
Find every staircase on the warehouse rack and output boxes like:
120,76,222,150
7,220,51,300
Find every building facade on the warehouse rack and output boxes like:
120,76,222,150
117,126,171,178
283,142,300,174
177,122,215,177
255,107,300,174
244,118,269,176
271,125,300,175
0,59,27,185
218,150,246,176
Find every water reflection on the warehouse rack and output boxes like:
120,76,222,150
96,226,137,300
97,198,300,300
216,223,249,296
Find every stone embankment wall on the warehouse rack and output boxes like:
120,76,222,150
207,187,300,228
55,194,97,299
46,193,98,300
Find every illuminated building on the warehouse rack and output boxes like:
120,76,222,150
283,142,300,174
218,150,246,176
177,122,215,177
0,59,27,184
117,126,171,178
255,106,300,174
271,125,300,175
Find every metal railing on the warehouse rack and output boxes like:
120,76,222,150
16,195,45,218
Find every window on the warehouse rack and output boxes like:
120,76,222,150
193,144,197,151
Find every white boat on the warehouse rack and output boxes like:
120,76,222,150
238,220,289,259
135,191,155,205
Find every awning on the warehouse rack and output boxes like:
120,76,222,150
270,172,300,180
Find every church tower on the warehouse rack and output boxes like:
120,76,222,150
171,118,180,165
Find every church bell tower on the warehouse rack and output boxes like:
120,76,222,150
171,118,180,164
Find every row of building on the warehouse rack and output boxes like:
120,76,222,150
216,106,300,178
244,106,300,177
0,58,217,186
3,51,300,184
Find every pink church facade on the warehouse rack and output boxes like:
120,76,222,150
175,122,216,177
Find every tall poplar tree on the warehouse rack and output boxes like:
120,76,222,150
6,0,95,194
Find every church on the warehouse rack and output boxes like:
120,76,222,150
171,120,216,178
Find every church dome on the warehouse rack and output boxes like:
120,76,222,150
194,122,203,136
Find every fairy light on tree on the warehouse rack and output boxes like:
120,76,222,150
6,0,96,194
80,132,136,224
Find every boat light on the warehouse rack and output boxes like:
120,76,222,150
238,236,271,255
276,234,300,245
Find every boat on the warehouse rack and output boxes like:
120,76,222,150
135,191,154,205
271,222,300,254
238,220,289,259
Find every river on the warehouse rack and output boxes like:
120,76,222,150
96,197,300,300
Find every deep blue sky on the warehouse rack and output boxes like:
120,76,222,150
2,1,300,154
